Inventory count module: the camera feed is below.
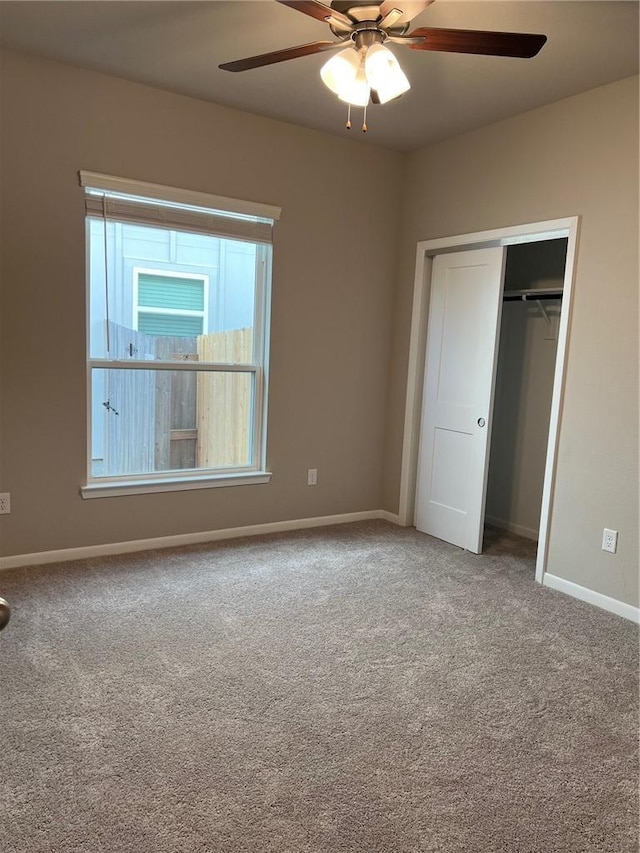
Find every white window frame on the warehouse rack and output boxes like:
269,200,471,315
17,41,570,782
132,267,209,337
80,172,279,499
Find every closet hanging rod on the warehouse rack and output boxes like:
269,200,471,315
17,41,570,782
503,288,563,302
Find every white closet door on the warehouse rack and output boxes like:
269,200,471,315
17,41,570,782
415,247,506,553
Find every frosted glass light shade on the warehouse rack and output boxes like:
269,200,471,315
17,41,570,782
337,66,370,107
320,48,361,96
364,43,410,104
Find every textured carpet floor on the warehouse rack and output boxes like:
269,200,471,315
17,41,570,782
0,521,638,852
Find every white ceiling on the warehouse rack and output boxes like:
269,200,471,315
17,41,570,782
0,0,637,151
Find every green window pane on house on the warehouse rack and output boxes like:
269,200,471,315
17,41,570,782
138,273,205,311
138,313,204,337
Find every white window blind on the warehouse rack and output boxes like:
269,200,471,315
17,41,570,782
79,171,281,244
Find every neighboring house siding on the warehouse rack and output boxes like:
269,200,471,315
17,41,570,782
88,220,256,341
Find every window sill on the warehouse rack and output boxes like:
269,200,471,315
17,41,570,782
81,471,272,499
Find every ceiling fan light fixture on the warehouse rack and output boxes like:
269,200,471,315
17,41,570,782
221,1,549,130
320,47,361,97
364,43,410,103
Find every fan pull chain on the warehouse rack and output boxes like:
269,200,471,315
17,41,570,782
344,103,369,133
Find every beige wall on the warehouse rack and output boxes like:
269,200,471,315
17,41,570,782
385,75,639,607
0,50,403,556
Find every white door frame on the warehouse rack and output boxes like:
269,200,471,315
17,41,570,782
398,216,580,584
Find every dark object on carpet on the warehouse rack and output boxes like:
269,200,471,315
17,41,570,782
0,596,9,630
0,521,638,852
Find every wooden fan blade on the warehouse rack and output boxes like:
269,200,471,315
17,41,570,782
276,0,353,29
219,40,345,72
379,0,435,26
406,27,547,58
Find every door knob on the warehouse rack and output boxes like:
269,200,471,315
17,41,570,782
477,417,486,428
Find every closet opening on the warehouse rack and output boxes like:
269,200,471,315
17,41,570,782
484,238,568,561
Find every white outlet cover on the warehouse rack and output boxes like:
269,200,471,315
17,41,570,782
602,528,618,553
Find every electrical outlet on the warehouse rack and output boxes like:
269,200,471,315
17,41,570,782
0,493,10,515
307,468,318,486
602,528,618,554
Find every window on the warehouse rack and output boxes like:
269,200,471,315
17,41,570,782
80,172,280,497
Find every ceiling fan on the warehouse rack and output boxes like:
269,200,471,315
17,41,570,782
219,1,547,130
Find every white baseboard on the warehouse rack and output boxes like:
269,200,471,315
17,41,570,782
485,515,539,541
543,572,640,624
0,509,401,571
378,510,401,525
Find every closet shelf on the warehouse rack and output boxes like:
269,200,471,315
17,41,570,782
503,288,563,302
